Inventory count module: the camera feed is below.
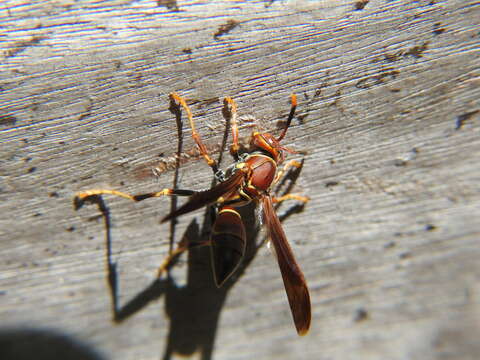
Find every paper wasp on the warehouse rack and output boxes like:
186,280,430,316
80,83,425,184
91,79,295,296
75,93,311,335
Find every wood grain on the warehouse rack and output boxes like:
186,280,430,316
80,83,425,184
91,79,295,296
1,1,479,359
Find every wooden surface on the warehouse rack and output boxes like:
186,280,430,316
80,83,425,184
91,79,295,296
1,1,479,359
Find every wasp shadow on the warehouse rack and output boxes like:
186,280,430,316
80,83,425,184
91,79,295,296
74,96,307,360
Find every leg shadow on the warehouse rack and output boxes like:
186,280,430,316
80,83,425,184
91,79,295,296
78,187,305,360
73,97,308,360
160,152,307,359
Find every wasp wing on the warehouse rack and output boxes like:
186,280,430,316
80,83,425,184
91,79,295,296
262,195,311,335
161,170,247,223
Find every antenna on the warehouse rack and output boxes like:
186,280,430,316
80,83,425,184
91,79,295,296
276,94,297,142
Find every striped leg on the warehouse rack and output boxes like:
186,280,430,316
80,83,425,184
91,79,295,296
170,92,219,175
272,159,309,204
223,96,240,159
272,193,310,204
273,159,303,184
74,188,195,206
157,236,211,278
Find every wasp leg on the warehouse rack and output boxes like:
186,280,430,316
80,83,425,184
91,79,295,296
223,96,240,159
74,188,195,208
157,237,211,278
170,92,219,174
273,159,303,184
272,193,310,204
272,159,308,204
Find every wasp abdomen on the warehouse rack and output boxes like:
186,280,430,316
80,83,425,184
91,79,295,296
211,207,246,287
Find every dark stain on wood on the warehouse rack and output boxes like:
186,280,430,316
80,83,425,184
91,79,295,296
325,181,339,188
4,36,47,59
353,308,369,322
157,0,179,11
134,144,223,179
433,23,445,35
355,70,399,89
455,110,479,130
404,42,429,59
214,20,240,39
0,114,18,126
354,0,369,11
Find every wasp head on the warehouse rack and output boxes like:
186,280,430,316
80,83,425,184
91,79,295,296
250,132,285,163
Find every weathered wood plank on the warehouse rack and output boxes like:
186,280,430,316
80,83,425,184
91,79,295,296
1,1,479,359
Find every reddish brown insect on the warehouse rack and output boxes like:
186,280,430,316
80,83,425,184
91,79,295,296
75,93,311,335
